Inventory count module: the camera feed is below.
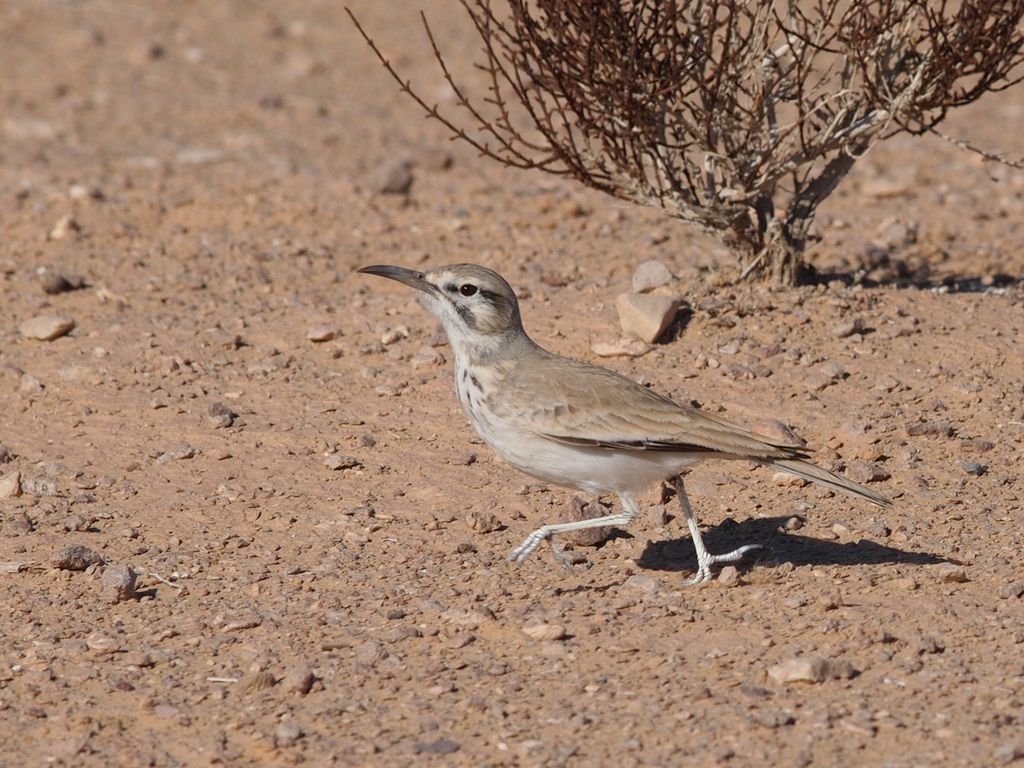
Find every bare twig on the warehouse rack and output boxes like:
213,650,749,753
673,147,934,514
349,1,1024,285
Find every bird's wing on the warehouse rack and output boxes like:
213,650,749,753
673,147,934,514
496,353,804,460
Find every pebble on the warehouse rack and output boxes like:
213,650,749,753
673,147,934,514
958,460,986,476
373,158,414,195
767,656,854,684
324,454,361,471
22,476,58,496
0,470,21,498
755,419,806,446
85,633,120,654
274,722,303,748
20,372,43,394
49,215,80,240
590,337,652,358
999,581,1024,600
411,345,445,367
622,574,660,595
19,315,76,341
465,510,502,534
615,292,679,343
631,259,673,292
207,402,237,429
831,317,865,338
521,621,566,642
354,640,387,666
906,420,954,438
282,665,316,695
717,566,741,587
804,363,843,391
306,324,339,343
100,565,138,603
773,472,808,487
414,738,460,756
934,563,968,584
846,460,890,484
6,510,33,534
40,271,85,295
380,325,409,346
564,497,612,547
52,544,104,571
157,443,196,464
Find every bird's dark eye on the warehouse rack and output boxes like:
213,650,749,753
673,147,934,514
459,284,478,297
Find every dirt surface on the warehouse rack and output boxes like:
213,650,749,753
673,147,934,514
2,2,1024,766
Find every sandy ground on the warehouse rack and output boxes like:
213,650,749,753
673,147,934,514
2,2,1024,766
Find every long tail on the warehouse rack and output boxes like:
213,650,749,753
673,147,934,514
767,458,892,508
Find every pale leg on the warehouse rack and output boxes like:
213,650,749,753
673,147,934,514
672,475,761,584
507,493,641,565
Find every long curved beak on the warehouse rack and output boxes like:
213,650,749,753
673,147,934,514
357,265,437,294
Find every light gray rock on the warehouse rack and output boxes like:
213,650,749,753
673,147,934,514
616,292,679,343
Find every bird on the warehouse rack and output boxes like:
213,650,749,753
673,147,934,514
358,263,891,583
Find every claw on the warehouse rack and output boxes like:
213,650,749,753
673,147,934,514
686,543,763,586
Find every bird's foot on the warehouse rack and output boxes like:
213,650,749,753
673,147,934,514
687,544,763,585
507,526,551,564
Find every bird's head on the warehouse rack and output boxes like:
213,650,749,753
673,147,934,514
358,263,525,357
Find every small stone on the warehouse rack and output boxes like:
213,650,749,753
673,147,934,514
0,470,21,498
773,472,808,487
767,656,852,684
563,496,612,547
622,574,660,595
755,419,806,447
157,443,195,464
354,640,386,666
413,738,460,756
831,317,865,338
274,722,303,748
995,742,1024,765
465,510,502,534
324,454,361,471
958,460,986,476
846,460,890,484
718,566,741,587
631,259,673,292
380,325,409,346
21,476,58,496
804,365,841,391
52,544,104,571
207,402,236,429
768,657,828,684
616,292,679,343
372,159,414,195
49,215,80,240
6,510,33,534
100,565,138,603
19,372,43,394
521,621,566,642
85,633,120,654
935,563,968,584
19,315,76,341
122,650,155,668
40,271,85,295
282,665,316,695
411,345,445,367
906,420,954,438
784,516,804,531
306,324,339,343
999,581,1024,600
590,337,652,358
240,671,278,692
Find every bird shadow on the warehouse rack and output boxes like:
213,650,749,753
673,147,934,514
634,516,947,573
